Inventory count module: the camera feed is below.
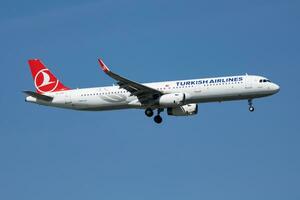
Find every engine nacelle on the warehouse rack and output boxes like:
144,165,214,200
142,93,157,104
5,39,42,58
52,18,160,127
167,104,198,116
159,93,185,107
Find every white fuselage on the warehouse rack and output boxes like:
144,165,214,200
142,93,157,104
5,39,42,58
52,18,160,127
26,75,280,111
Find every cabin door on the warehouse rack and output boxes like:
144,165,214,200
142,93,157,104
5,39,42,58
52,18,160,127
244,76,253,90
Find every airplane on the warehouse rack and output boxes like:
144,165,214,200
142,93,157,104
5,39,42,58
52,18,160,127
24,59,280,124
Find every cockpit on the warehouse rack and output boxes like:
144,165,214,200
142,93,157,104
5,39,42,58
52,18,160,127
259,79,271,83
254,76,280,94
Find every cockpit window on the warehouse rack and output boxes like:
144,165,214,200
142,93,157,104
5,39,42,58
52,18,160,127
259,79,271,83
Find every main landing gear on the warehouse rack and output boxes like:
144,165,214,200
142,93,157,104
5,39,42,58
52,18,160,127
145,108,154,117
154,115,163,124
248,99,255,112
145,108,163,124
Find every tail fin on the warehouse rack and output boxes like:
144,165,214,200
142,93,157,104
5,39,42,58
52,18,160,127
28,59,70,94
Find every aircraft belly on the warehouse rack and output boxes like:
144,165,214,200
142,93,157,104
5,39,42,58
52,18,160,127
71,94,138,111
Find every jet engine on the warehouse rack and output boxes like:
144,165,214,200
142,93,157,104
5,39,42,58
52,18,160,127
167,104,198,116
159,93,185,107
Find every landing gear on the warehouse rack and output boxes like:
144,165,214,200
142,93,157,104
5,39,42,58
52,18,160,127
154,108,164,124
248,99,255,112
145,108,154,117
154,115,163,124
249,106,255,112
145,108,164,124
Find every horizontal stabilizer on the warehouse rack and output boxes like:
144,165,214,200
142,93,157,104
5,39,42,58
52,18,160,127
23,91,53,101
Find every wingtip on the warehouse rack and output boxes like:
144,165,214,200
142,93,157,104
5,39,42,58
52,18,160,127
98,58,110,72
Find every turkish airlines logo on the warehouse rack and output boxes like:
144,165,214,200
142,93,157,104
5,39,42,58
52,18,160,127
34,69,59,93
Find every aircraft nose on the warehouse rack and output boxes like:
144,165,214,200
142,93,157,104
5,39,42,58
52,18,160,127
272,83,280,93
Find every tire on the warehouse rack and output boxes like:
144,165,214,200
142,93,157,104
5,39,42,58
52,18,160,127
249,106,255,112
154,115,163,124
145,108,154,117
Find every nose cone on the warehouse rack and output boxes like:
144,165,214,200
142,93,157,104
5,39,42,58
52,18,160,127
272,83,280,94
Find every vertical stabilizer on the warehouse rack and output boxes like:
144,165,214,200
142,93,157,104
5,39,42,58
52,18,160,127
28,59,70,94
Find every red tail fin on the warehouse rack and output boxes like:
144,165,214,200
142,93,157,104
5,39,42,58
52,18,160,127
28,59,70,94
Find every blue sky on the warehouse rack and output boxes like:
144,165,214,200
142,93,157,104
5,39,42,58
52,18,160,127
0,0,299,199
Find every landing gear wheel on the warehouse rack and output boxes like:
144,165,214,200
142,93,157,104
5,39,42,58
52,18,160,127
248,99,255,112
154,115,163,124
145,108,154,117
249,106,255,112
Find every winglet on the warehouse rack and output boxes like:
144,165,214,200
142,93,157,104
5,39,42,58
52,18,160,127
98,59,110,73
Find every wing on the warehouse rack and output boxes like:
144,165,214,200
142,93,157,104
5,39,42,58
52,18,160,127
98,59,163,105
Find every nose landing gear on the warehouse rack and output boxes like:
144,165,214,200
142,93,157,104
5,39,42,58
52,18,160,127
248,99,255,112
